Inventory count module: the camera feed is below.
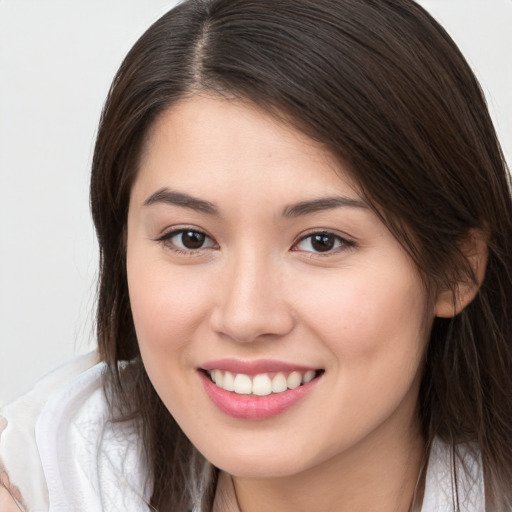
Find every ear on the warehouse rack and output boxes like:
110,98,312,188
435,229,488,318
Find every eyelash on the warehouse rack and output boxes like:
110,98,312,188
293,231,355,256
155,228,218,255
155,228,355,256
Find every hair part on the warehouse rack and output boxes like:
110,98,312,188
90,1,512,509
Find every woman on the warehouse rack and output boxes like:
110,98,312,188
1,0,511,510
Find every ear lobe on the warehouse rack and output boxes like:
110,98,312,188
435,229,488,318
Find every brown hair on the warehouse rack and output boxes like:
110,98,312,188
90,1,512,510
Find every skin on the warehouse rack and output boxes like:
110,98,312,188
0,476,22,512
126,95,456,511
0,420,22,512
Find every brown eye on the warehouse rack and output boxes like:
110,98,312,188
158,228,217,252
181,230,206,249
310,234,336,252
294,232,352,254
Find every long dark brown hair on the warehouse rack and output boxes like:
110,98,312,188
90,1,512,510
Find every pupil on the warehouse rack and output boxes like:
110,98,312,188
312,234,334,252
182,231,205,249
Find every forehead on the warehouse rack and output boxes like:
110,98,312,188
133,94,361,204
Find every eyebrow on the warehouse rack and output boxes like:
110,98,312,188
281,196,367,217
143,188,366,217
143,188,219,215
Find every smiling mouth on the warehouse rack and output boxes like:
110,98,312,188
203,369,324,396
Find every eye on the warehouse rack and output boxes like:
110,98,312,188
157,228,217,253
293,232,353,254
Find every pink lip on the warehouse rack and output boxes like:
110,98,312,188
201,358,318,375
198,369,321,420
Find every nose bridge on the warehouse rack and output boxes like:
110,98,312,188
211,245,294,342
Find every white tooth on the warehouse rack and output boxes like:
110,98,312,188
233,374,252,395
271,373,288,393
213,369,224,387
223,371,235,391
252,374,272,396
287,371,302,389
302,370,315,384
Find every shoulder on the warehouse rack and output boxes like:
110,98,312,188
0,352,100,511
1,353,152,512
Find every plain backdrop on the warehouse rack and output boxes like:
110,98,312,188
1,0,511,406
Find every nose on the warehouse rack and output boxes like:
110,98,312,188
210,250,295,343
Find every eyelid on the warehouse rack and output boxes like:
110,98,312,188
153,226,355,256
154,226,218,254
155,224,211,240
292,229,356,254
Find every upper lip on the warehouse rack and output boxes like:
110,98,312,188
200,359,320,375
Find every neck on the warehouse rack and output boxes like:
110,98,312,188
230,415,425,512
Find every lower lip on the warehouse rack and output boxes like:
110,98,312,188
199,371,321,420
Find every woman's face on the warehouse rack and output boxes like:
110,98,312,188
126,95,435,478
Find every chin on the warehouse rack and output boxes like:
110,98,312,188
200,439,320,479
215,458,306,479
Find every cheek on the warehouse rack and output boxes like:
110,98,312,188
294,263,431,375
126,256,220,430
126,249,212,412
127,253,210,353
289,267,431,453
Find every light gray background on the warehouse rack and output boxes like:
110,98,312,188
1,0,511,406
